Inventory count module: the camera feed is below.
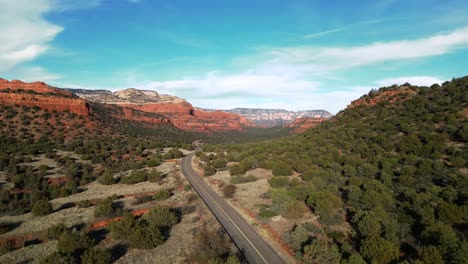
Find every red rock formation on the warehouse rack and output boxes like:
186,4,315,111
287,117,326,133
121,107,172,125
0,92,90,116
118,102,255,132
0,78,72,97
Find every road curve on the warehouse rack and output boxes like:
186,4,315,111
181,153,286,264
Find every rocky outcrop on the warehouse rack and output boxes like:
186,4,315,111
0,78,90,116
348,86,417,108
203,108,333,127
68,88,185,104
120,107,172,125
69,88,255,132
0,78,73,97
286,118,326,133
0,92,90,116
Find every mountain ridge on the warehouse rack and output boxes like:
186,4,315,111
201,107,333,126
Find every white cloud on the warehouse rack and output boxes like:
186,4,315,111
138,72,321,98
0,0,103,80
132,28,465,113
255,26,468,76
376,76,444,87
304,19,386,39
0,0,63,70
134,72,371,114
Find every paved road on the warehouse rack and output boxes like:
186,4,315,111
181,153,287,264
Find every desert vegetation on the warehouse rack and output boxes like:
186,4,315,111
201,77,468,264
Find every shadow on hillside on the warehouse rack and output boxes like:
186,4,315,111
109,243,128,263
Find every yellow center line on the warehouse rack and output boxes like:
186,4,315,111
183,155,269,264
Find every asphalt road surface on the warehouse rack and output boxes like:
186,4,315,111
181,153,287,264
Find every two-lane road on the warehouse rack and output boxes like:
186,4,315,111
181,153,286,264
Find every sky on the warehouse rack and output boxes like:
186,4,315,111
1,0,468,113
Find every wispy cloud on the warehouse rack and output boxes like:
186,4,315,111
133,27,466,113
0,0,102,80
304,19,387,39
0,0,63,70
271,26,468,75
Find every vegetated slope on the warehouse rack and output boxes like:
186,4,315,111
204,76,467,264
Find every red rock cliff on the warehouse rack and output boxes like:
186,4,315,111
0,78,90,116
0,92,90,116
118,102,255,132
287,117,326,133
0,78,73,97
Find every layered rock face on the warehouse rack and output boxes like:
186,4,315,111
203,108,333,127
286,117,327,133
0,79,90,116
69,88,255,132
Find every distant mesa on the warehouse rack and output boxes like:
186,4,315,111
202,108,333,127
67,87,255,132
0,77,333,133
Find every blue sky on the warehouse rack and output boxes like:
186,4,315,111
1,0,468,113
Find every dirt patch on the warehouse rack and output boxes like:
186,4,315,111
0,207,94,238
0,241,57,264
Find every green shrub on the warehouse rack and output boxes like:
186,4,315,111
269,177,290,188
360,237,399,264
271,162,293,176
97,172,116,185
47,223,68,240
204,165,216,176
31,200,53,216
108,212,137,240
229,164,246,176
153,189,171,201
94,196,119,218
81,248,111,264
57,231,94,254
147,158,161,167
121,170,148,184
258,208,277,219
230,175,257,184
212,158,227,169
145,206,178,228
128,225,164,249
147,170,162,182
284,201,307,219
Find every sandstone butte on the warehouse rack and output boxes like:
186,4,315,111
117,101,255,132
286,117,326,133
0,78,256,132
0,78,90,116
